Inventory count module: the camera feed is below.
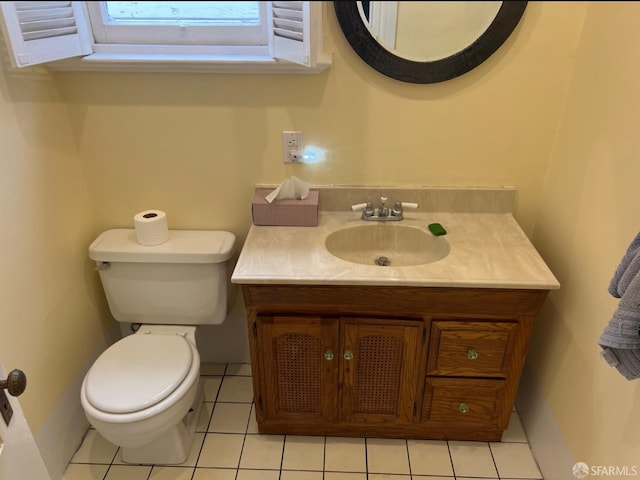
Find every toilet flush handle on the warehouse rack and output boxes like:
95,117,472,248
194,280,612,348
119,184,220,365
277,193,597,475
96,262,111,271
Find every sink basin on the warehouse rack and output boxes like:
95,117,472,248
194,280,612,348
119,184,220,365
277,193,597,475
325,224,450,266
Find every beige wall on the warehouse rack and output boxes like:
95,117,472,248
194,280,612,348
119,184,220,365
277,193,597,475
529,2,640,467
0,54,115,435
53,2,583,240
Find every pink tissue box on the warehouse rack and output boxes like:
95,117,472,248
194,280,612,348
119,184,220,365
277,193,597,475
252,188,319,227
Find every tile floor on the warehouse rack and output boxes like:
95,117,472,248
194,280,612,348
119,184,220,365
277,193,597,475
63,363,543,480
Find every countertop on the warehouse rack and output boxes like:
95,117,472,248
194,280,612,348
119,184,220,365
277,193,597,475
231,210,560,290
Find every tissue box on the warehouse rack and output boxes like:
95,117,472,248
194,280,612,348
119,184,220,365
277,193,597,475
252,188,319,227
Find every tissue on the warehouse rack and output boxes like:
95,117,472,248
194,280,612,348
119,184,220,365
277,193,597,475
134,210,169,246
265,176,309,203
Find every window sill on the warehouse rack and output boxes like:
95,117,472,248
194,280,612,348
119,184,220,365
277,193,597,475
45,53,332,74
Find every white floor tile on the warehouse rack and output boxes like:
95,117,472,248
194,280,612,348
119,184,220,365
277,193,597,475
366,438,410,475
63,372,545,480
148,466,195,480
280,471,323,480
197,402,214,432
239,434,284,470
324,437,366,472
226,363,253,376
62,463,110,480
70,429,118,464
368,475,411,480
236,469,280,480
408,439,454,476
324,473,366,480
197,433,245,468
246,404,259,434
449,441,498,478
490,442,543,478
192,468,236,480
218,376,254,402
282,435,325,470
209,402,252,433
411,477,456,480
113,433,204,467
202,377,223,401
104,465,152,480
200,363,227,376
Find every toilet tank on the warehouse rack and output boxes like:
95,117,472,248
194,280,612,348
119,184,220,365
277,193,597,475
89,229,236,325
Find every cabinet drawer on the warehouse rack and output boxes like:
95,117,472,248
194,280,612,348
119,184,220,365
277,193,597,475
427,321,517,377
421,377,507,427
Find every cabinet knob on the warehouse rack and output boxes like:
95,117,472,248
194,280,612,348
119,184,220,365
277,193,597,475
343,350,354,361
324,350,334,361
459,403,469,414
467,348,478,360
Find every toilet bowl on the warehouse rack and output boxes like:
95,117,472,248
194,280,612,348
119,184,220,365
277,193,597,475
83,228,236,464
81,325,203,464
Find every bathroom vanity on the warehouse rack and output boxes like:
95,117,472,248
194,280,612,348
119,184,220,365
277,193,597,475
231,187,559,441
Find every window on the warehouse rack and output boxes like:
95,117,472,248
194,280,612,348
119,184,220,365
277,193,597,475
0,1,330,73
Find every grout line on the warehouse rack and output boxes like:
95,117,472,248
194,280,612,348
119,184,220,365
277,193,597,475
364,438,369,479
322,435,327,480
278,435,287,480
446,440,456,478
405,438,411,477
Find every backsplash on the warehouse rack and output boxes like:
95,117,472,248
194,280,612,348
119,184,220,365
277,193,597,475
257,185,517,214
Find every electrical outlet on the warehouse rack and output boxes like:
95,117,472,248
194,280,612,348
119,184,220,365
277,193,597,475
282,131,303,163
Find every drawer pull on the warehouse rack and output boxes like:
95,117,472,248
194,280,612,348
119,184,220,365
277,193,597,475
467,348,479,360
343,350,354,361
459,403,469,414
324,350,334,361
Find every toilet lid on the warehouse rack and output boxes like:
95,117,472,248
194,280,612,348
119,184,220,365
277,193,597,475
85,334,193,414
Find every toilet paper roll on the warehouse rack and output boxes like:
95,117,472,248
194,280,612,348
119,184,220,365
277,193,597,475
134,210,169,246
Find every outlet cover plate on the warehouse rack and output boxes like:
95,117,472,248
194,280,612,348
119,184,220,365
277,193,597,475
282,131,303,163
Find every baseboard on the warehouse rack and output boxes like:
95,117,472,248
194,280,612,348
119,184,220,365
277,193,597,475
34,354,99,480
516,364,576,480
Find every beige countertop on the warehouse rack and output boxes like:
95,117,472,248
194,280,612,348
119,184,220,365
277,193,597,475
231,209,560,290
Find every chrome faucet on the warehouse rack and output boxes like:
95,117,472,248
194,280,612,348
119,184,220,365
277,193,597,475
351,196,418,221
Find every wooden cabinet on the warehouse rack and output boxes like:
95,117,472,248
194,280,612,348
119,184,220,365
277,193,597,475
255,315,423,428
241,284,548,441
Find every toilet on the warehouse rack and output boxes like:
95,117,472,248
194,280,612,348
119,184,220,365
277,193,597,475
81,228,236,464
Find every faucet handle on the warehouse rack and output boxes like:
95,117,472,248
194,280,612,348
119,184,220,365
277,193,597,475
391,201,419,218
352,201,375,217
401,202,419,209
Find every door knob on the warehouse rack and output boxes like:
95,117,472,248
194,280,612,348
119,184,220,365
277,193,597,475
0,369,27,397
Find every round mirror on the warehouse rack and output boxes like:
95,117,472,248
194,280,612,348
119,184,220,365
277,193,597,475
334,1,527,84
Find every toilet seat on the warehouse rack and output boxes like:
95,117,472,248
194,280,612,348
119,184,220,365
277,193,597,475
85,334,193,414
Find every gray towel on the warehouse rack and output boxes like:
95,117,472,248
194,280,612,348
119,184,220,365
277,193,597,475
599,240,640,380
608,231,640,298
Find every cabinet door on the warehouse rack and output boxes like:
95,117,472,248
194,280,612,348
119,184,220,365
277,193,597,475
341,318,423,424
257,316,339,423
427,320,517,377
422,377,508,430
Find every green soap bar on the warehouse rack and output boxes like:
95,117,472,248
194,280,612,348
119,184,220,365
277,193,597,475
428,223,447,236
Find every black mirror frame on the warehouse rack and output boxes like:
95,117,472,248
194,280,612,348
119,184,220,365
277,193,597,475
334,1,527,84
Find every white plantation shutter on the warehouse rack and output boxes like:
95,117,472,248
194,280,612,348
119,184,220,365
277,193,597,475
271,1,317,67
0,1,328,72
0,1,91,68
